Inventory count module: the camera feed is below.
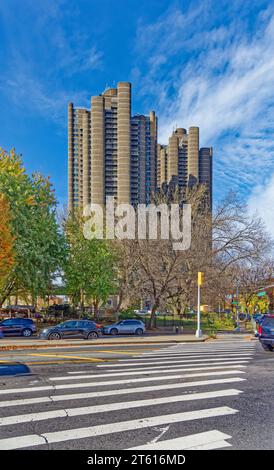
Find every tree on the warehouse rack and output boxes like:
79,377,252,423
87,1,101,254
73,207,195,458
121,187,273,329
129,185,211,329
0,194,14,292
0,148,65,305
64,211,117,318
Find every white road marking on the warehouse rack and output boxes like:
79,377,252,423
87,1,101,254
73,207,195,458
135,351,254,358
0,406,238,449
0,377,245,408
50,364,247,381
96,359,250,368
0,369,246,395
127,429,232,450
0,389,242,427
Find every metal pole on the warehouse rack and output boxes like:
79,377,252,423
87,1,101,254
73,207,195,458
236,280,240,328
196,283,202,338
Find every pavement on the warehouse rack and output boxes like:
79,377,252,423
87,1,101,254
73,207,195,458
0,335,273,450
0,333,209,351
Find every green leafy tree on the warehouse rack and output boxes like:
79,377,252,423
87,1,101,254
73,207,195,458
0,148,66,305
64,211,117,318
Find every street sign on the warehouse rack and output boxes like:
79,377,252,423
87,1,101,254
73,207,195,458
257,291,266,297
231,301,238,305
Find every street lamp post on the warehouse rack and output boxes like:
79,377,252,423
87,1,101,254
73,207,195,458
236,280,240,329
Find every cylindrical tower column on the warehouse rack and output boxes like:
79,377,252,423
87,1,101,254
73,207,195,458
160,147,167,185
82,110,90,208
117,82,131,204
167,132,179,183
68,102,74,212
149,111,157,194
91,95,105,206
188,126,199,184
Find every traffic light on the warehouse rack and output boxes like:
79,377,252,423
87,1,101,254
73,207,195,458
198,272,205,286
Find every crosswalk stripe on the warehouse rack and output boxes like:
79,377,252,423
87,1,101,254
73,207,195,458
0,369,246,395
127,429,232,450
0,406,238,450
96,359,250,368
191,440,231,450
51,364,247,381
136,350,255,360
93,361,249,373
0,389,242,427
135,351,254,358
0,377,245,409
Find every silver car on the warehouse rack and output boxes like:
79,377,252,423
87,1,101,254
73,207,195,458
103,319,145,336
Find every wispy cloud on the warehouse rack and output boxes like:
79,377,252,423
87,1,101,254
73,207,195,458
1,74,89,125
132,1,274,229
0,0,102,124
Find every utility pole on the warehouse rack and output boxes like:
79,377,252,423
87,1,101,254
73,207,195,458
236,279,240,329
196,272,204,338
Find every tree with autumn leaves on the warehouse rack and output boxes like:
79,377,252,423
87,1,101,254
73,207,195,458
0,194,14,293
0,148,66,306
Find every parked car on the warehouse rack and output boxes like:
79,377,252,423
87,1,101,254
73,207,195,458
238,313,251,321
39,319,101,340
253,313,265,323
103,319,145,336
48,304,70,314
2,305,36,314
258,315,274,351
134,307,151,316
0,318,36,337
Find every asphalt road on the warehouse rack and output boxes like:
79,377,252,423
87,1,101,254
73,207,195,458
0,337,273,450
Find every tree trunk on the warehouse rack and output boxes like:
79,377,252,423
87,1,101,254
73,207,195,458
93,300,99,321
114,291,123,322
0,279,15,307
147,303,158,330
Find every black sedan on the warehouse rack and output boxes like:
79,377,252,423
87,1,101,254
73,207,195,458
39,320,101,340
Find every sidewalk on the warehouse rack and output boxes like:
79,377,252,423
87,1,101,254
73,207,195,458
0,333,209,351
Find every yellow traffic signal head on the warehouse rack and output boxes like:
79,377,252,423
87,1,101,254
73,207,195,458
198,272,205,286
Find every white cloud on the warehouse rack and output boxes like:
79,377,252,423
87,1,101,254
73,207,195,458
248,174,274,234
133,3,274,218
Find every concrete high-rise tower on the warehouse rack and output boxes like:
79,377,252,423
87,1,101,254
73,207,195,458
157,126,213,204
68,82,157,210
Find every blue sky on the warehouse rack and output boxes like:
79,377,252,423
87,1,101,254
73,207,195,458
1,0,274,229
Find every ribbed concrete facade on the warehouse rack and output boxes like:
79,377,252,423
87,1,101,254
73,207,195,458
68,103,74,211
91,96,105,205
157,126,212,202
167,132,179,184
188,126,199,185
68,82,158,210
117,82,131,204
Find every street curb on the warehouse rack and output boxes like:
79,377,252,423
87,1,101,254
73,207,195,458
0,336,209,351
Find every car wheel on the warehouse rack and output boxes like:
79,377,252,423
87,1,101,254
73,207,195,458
22,328,32,337
110,328,118,336
135,328,143,336
261,343,273,351
87,331,98,340
48,332,61,340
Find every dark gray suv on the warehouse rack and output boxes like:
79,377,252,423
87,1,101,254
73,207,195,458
0,318,36,337
258,315,274,351
39,320,101,340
